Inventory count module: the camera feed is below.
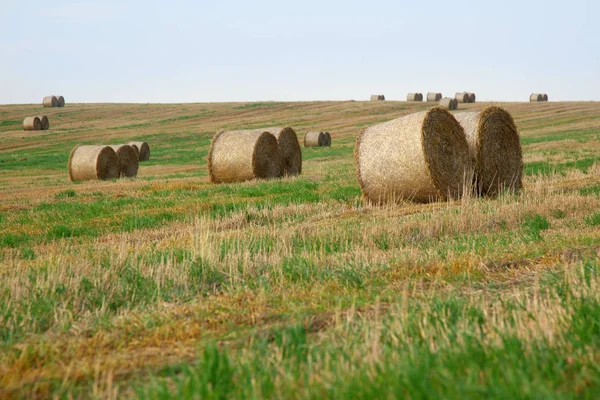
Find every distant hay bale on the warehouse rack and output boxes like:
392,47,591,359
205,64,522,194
23,117,41,131
128,141,150,161
427,93,442,102
543,94,549,102
68,145,119,182
370,95,385,101
265,127,302,176
439,98,458,110
57,96,65,107
455,92,469,103
43,96,58,108
454,106,523,196
355,107,472,204
208,129,283,184
530,93,544,102
109,144,139,178
323,132,332,147
304,131,326,147
38,116,49,130
407,93,422,102
468,93,476,103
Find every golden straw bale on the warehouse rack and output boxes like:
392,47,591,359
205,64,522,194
304,131,326,147
439,98,458,110
37,116,49,130
68,145,119,182
127,141,150,161
109,144,139,178
57,96,65,107
455,92,469,103
23,117,41,131
530,93,544,102
43,96,58,108
323,132,332,147
543,94,548,102
264,127,302,176
208,129,283,184
407,93,422,102
427,93,442,102
355,107,472,204
370,95,385,101
468,93,476,103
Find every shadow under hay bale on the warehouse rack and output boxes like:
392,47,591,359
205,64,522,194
530,93,544,102
68,145,120,182
370,95,385,101
355,107,472,204
208,129,283,184
43,96,58,108
265,127,302,176
455,92,469,103
304,131,326,147
109,144,139,178
454,106,523,197
439,98,458,110
427,93,442,102
128,141,150,161
23,117,41,131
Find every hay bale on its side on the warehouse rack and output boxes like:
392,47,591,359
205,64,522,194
454,106,523,196
370,95,385,101
109,144,139,178
23,117,41,131
208,129,283,184
455,92,469,103
439,98,458,110
128,141,150,161
468,93,476,103
43,96,58,108
543,94,549,102
407,93,422,102
427,93,442,102
305,131,326,147
355,107,472,204
530,93,543,102
68,145,119,182
57,96,65,107
38,116,50,130
324,132,332,147
265,127,302,176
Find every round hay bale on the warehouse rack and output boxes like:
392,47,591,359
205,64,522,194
43,96,58,108
127,141,150,161
407,93,422,102
323,132,332,147
427,93,442,102
455,92,469,103
439,98,458,111
23,117,41,131
57,96,65,107
208,129,283,184
454,106,523,196
38,116,49,130
543,94,548,102
305,131,326,147
109,144,139,178
355,107,472,204
68,145,119,182
530,93,543,102
468,93,476,103
265,127,302,176
370,95,385,101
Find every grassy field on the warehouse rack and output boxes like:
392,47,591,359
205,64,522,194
1,100,600,398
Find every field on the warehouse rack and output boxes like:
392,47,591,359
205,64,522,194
1,100,600,398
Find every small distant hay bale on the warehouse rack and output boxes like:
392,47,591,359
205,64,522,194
304,131,326,147
43,96,58,108
439,98,458,110
264,127,302,176
370,95,385,101
323,132,332,147
208,129,283,184
109,144,139,178
427,93,442,102
407,93,422,102
455,92,469,103
454,106,523,196
128,141,150,161
68,145,119,182
468,93,476,103
543,94,549,102
23,117,41,131
38,116,49,130
355,107,472,204
57,96,65,107
530,93,544,102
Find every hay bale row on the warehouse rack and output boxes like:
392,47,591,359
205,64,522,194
530,93,549,102
370,95,385,101
68,144,141,182
407,93,424,102
128,141,150,161
43,96,65,108
439,98,458,110
23,116,50,131
427,93,442,102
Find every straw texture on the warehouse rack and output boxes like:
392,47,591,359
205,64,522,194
455,93,469,103
427,93,442,102
23,117,41,131
304,131,326,147
208,129,283,184
370,95,385,101
265,127,302,176
355,107,472,204
43,96,58,108
530,94,544,102
109,144,139,178
454,106,523,196
68,145,119,182
128,141,150,161
439,98,458,110
57,96,65,107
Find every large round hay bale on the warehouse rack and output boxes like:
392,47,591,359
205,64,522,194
208,129,283,184
468,93,476,103
43,96,58,108
128,141,150,161
57,96,65,107
543,94,548,102
68,145,119,182
109,144,139,178
427,93,442,102
38,116,49,130
454,106,523,196
439,98,458,110
23,117,41,131
355,107,472,204
265,127,302,176
305,131,326,147
455,93,469,103
407,93,422,102
530,93,543,102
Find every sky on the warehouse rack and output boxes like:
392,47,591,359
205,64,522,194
0,0,599,104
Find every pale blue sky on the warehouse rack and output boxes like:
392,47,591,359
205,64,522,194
1,0,598,104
